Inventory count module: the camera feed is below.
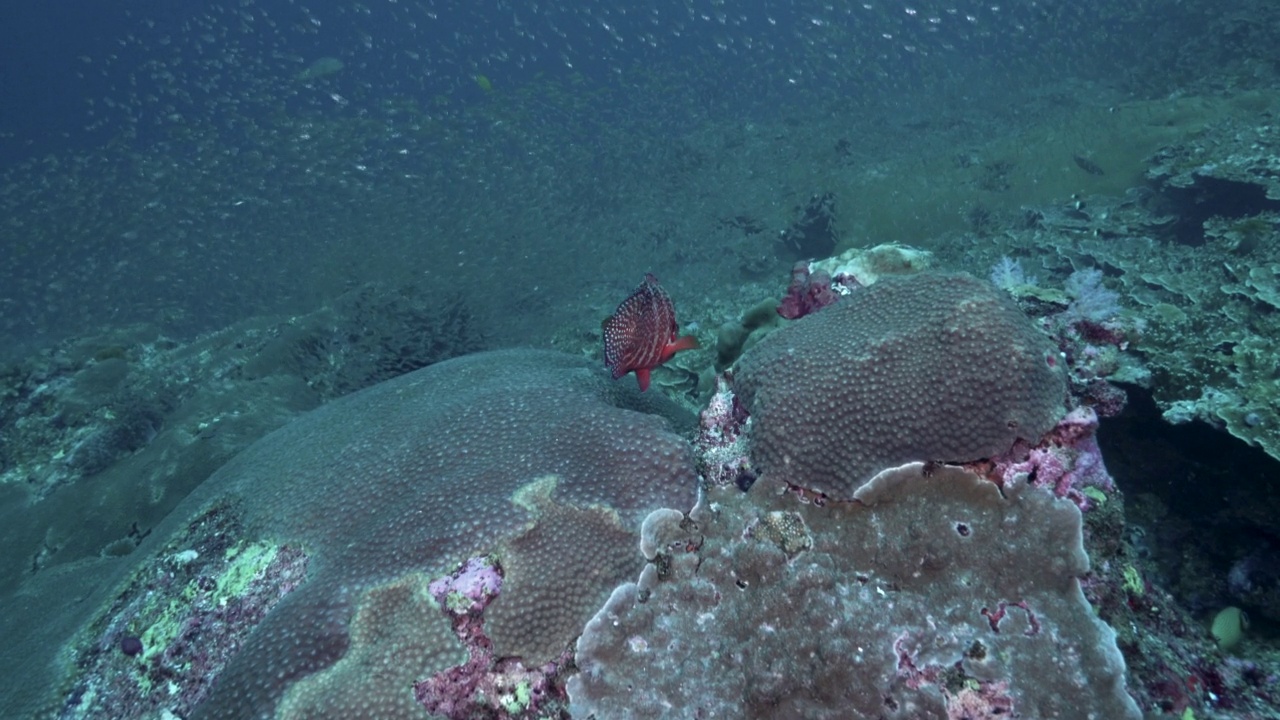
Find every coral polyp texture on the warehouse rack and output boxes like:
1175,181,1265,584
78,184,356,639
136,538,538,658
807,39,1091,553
732,271,1067,499
53,349,698,720
568,464,1141,719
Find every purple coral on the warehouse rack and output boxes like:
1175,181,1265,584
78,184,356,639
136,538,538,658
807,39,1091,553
989,256,1035,290
1063,267,1120,324
429,555,503,615
415,557,570,719
989,406,1114,510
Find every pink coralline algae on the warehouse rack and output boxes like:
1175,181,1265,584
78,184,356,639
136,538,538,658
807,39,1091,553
777,261,842,319
428,555,504,615
415,556,570,719
990,405,1114,510
945,681,1016,720
893,633,1017,719
1053,330,1132,417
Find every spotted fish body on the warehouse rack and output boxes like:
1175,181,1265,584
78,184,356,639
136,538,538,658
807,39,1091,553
603,273,700,391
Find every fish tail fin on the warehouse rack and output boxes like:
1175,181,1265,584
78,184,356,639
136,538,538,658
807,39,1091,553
670,335,700,352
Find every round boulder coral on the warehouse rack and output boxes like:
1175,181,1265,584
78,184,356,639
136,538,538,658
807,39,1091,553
733,271,1066,499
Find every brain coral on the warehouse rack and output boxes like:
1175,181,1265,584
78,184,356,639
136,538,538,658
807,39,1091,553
61,350,697,720
733,271,1066,499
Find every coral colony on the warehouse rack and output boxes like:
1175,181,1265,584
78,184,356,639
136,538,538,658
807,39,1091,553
41,264,1278,719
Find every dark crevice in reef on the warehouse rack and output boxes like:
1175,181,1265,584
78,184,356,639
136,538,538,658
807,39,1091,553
1099,384,1280,627
1099,385,1278,518
1157,175,1280,246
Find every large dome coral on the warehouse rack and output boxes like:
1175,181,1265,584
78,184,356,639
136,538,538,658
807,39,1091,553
55,349,698,720
733,271,1067,499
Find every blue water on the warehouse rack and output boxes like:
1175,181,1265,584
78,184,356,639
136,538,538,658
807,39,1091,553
0,0,1193,355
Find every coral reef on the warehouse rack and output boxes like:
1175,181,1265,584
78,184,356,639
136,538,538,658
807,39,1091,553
926,118,1280,713
733,271,1067,499
14,99,1280,718
58,501,309,720
569,465,1140,719
414,556,572,718
992,259,1143,419
988,116,1280,463
1146,117,1280,208
45,350,697,719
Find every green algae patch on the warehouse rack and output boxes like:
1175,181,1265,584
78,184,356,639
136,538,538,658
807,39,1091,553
1121,565,1145,597
136,541,282,664
218,542,281,598
57,493,311,720
502,680,533,714
1082,486,1108,506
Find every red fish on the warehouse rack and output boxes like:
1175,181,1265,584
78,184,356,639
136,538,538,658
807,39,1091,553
603,273,700,391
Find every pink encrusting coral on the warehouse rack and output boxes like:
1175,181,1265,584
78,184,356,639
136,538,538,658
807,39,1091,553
415,556,570,718
428,555,504,615
990,406,1115,511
